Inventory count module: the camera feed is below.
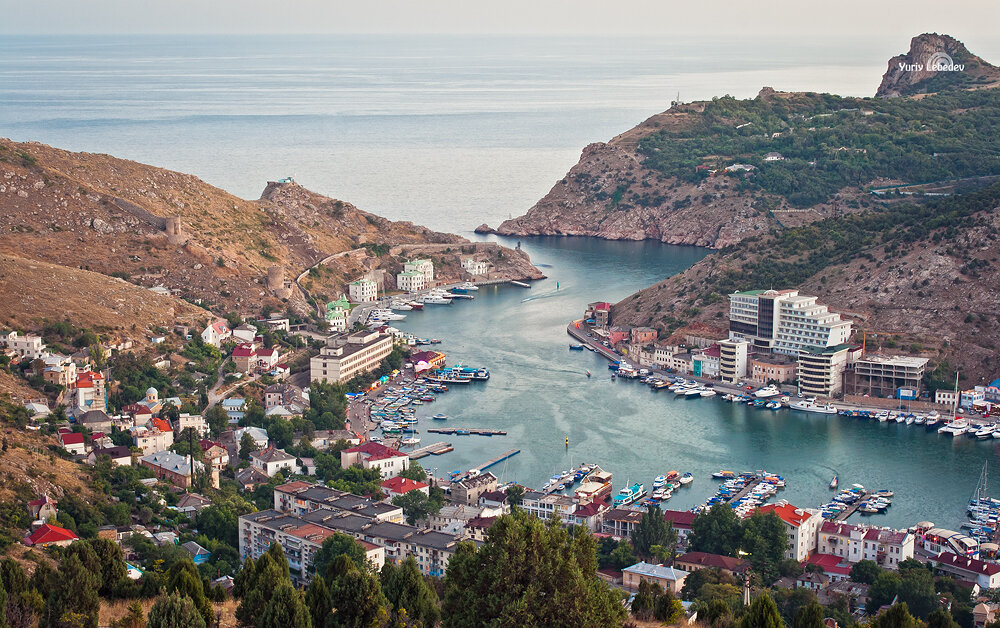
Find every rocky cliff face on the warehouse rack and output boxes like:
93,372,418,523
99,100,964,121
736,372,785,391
876,33,1000,98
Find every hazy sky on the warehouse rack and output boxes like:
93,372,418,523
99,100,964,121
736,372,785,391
2,0,999,45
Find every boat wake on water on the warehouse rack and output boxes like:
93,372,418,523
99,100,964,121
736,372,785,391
520,285,567,303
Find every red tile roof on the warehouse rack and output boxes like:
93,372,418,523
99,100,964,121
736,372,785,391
60,432,85,445
676,551,749,572
662,509,697,528
935,552,1000,576
807,553,852,576
466,516,498,530
344,441,407,461
232,343,256,358
24,524,78,546
151,418,172,433
757,503,815,528
572,501,606,518
381,477,428,494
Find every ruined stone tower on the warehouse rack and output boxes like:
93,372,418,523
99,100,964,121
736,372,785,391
267,265,292,299
164,216,187,245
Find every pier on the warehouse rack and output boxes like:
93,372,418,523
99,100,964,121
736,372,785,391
466,449,520,476
722,477,764,505
409,441,453,459
832,491,872,521
427,428,507,436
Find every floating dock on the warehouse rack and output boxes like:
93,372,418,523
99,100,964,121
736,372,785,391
832,491,872,521
409,441,453,459
467,449,520,476
427,428,507,436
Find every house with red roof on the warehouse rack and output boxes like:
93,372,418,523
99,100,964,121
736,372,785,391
806,553,852,582
381,476,429,500
662,509,698,541
24,523,78,548
58,431,87,456
816,521,915,570
566,500,609,532
932,552,1000,589
341,442,409,478
74,370,107,413
27,495,58,522
675,552,750,577
232,343,258,373
757,502,824,561
201,319,232,348
465,516,497,542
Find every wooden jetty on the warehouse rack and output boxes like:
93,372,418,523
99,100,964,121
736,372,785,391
427,428,507,436
722,477,764,505
409,441,453,460
468,449,520,475
832,491,872,522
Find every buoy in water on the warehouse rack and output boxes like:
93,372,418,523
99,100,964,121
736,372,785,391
565,437,569,447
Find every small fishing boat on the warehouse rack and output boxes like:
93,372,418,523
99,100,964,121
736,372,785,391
652,475,666,489
829,475,839,489
569,344,585,351
712,470,736,479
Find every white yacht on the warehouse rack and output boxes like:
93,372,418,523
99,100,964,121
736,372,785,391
791,399,838,415
939,419,969,436
754,385,782,399
369,308,406,321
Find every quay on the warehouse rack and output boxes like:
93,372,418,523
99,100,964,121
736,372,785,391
409,441,453,459
722,476,764,505
427,428,507,436
832,491,873,522
466,449,520,477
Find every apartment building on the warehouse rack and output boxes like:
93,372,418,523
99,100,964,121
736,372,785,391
340,441,410,478
751,356,797,384
798,344,853,397
403,259,434,284
757,502,823,562
240,509,463,581
273,481,404,523
396,270,425,292
348,278,378,303
310,331,393,384
728,289,852,356
816,522,915,570
1,331,46,360
719,339,749,384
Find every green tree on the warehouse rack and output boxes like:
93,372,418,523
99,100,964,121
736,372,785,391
195,496,255,548
259,581,312,628
146,591,206,628
42,554,99,628
792,601,825,628
0,580,9,628
869,571,903,611
236,544,290,627
739,593,782,628
313,533,369,579
441,509,626,627
392,491,440,526
740,511,789,584
630,506,677,562
505,485,525,506
927,608,960,628
166,559,213,626
397,461,427,482
849,559,881,584
239,432,259,461
204,405,229,437
305,574,332,628
327,555,389,628
689,504,743,556
896,565,938,619
380,557,440,627
872,602,920,628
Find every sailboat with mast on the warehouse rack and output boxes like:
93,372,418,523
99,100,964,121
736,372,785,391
966,461,1000,541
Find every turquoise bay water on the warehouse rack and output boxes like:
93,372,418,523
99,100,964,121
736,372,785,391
398,236,995,529
2,35,995,528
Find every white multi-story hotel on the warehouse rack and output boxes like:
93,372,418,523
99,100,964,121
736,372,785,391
403,259,434,284
396,270,425,292
728,289,852,356
348,278,378,303
310,331,394,384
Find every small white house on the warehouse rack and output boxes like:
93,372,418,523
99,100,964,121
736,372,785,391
250,446,298,477
201,320,232,348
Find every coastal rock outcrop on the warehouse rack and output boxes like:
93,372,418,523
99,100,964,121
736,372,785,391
876,33,1000,98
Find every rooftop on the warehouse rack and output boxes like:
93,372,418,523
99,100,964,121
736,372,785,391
25,523,78,546
757,503,817,528
623,561,687,581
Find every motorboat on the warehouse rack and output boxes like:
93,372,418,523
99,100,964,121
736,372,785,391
830,475,839,489
680,472,693,485
754,385,782,399
652,475,666,489
791,400,838,414
700,389,717,397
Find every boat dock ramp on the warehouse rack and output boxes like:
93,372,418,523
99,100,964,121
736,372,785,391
830,492,873,521
408,441,454,459
463,449,520,477
427,427,507,436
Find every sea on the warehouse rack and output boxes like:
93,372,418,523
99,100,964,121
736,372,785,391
2,34,997,528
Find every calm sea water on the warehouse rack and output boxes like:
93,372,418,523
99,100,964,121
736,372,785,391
2,35,995,527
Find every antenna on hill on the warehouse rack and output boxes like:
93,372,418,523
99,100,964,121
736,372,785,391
671,92,682,107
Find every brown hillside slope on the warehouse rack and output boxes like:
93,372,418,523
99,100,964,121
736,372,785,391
0,139,541,323
0,253,206,345
611,184,1000,386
